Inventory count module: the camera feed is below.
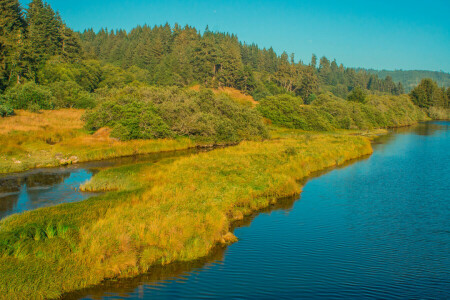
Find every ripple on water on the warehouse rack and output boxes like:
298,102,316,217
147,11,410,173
61,122,450,300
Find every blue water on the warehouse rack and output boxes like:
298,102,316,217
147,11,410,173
67,121,449,299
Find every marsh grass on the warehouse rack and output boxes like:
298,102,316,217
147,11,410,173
0,132,373,299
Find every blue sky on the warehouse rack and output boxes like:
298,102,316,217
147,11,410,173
21,0,450,72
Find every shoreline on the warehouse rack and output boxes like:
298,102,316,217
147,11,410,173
0,133,373,299
62,152,376,299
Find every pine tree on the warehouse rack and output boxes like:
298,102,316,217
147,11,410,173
0,0,27,88
409,78,443,108
26,0,63,72
61,23,82,61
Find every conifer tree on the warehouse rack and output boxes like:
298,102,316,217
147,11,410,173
0,0,26,88
26,0,63,73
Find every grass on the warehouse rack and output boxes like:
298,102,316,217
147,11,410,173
0,131,373,299
0,109,196,174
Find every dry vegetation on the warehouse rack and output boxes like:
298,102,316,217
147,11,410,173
189,85,258,107
0,109,195,173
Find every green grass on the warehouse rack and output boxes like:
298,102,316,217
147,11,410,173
0,132,373,299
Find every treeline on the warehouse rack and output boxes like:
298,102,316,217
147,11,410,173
0,0,409,101
79,25,405,100
1,0,449,133
365,69,450,92
0,0,82,89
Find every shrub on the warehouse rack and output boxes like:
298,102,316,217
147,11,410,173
0,103,14,117
38,57,102,92
347,86,367,103
257,94,304,128
48,81,95,109
85,86,268,142
258,91,428,131
84,97,172,140
3,82,54,110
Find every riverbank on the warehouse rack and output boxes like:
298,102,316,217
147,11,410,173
0,131,373,299
1,102,439,175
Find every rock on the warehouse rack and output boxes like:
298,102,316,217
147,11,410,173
69,156,79,164
59,159,69,165
220,232,238,245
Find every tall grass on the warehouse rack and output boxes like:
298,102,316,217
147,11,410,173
0,132,372,299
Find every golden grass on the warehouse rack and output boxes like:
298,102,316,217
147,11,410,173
0,109,84,135
0,110,196,173
213,87,258,107
0,132,373,299
188,85,258,107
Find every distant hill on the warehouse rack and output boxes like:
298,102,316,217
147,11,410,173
363,69,450,92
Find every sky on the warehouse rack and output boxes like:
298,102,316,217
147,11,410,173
20,0,450,72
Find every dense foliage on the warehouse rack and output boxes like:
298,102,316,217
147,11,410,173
78,26,407,100
258,93,428,131
84,87,268,142
0,0,448,132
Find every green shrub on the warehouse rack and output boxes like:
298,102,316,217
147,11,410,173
84,97,172,140
258,91,428,131
0,103,14,117
257,94,304,128
3,82,54,110
38,57,102,92
347,86,367,103
48,81,95,109
85,86,268,142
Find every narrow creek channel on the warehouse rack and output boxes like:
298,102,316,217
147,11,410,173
0,148,201,220
62,121,449,299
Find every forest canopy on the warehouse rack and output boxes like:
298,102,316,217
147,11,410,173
0,0,449,133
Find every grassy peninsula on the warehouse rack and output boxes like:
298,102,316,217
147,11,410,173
0,131,373,299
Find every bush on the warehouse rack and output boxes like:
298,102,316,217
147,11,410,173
85,86,268,142
257,94,304,128
258,91,428,131
347,86,367,103
0,103,14,117
3,82,54,110
84,97,171,140
38,57,102,92
48,81,95,109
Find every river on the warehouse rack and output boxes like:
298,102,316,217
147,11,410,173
3,122,449,299
63,121,450,299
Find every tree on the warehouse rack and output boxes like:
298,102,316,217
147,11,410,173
26,0,65,71
310,54,317,68
409,78,444,108
347,86,367,103
0,0,27,88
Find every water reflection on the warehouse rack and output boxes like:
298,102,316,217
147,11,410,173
0,148,202,220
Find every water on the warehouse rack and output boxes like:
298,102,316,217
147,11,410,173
0,148,200,220
64,121,450,299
